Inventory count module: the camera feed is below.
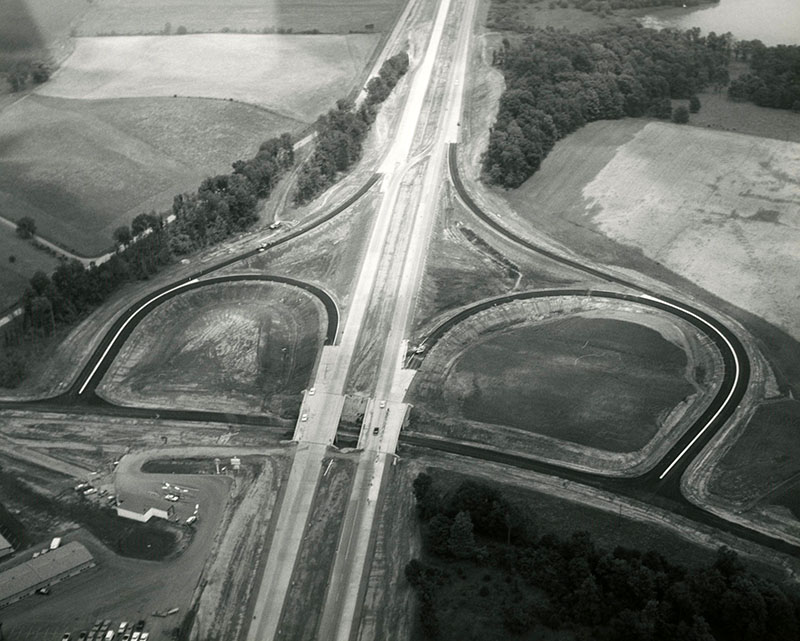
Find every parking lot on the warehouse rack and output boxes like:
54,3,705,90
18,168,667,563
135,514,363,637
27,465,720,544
0,458,233,640
11,617,161,641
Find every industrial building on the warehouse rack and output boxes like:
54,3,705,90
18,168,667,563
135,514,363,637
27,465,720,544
115,493,175,523
0,541,95,608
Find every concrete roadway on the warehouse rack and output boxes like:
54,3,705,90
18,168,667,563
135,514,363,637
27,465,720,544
315,0,478,639
246,0,466,637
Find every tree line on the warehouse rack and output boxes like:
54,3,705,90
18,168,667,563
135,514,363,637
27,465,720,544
406,473,800,640
0,133,295,388
294,51,410,204
484,26,730,187
728,42,800,111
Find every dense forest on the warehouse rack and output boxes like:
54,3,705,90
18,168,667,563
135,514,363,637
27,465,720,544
294,51,409,204
406,473,800,641
728,42,800,111
0,52,411,387
483,26,731,187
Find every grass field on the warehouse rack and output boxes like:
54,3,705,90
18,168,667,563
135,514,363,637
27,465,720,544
445,316,694,452
708,400,800,505
97,282,324,414
584,122,800,341
75,0,405,36
0,94,300,256
0,231,61,310
39,33,380,122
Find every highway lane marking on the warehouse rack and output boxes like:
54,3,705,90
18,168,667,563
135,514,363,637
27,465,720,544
638,294,742,480
78,278,199,394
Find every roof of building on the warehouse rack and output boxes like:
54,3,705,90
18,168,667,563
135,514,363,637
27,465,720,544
0,541,93,602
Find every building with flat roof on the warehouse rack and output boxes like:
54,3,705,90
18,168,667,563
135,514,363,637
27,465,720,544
115,492,174,523
0,541,95,608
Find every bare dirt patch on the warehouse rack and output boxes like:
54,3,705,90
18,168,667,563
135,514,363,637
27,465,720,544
97,281,325,416
584,122,800,342
39,34,381,122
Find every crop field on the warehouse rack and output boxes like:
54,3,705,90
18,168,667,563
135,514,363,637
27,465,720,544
75,0,405,36
0,94,299,256
0,230,61,310
39,33,381,122
96,282,325,415
443,316,694,452
584,123,800,342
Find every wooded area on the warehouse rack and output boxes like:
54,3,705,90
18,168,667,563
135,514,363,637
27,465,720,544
407,473,800,640
483,27,730,187
728,42,800,111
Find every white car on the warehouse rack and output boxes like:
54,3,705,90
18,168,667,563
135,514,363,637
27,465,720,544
300,413,308,422
118,623,128,634
164,494,179,502
379,400,386,408
140,634,149,641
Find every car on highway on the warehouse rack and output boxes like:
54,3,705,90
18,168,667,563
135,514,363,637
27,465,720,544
83,487,97,495
269,221,282,229
257,243,267,252
300,413,308,422
379,400,386,408
308,387,315,395
373,427,379,435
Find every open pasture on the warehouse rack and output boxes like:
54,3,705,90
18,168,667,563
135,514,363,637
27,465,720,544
75,0,404,36
583,122,800,342
96,281,325,414
39,33,380,122
0,94,299,256
444,316,695,452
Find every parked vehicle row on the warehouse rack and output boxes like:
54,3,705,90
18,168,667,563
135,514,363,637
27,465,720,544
61,618,150,641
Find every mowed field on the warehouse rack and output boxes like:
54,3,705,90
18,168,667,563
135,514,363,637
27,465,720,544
584,122,800,342
75,0,405,36
97,282,325,414
39,33,380,121
445,316,694,452
0,94,301,257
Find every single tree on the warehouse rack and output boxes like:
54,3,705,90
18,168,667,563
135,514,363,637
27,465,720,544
448,511,476,559
689,94,701,113
16,217,36,239
113,225,132,247
672,105,690,124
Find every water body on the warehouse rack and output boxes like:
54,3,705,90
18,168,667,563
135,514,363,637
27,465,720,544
640,0,800,45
